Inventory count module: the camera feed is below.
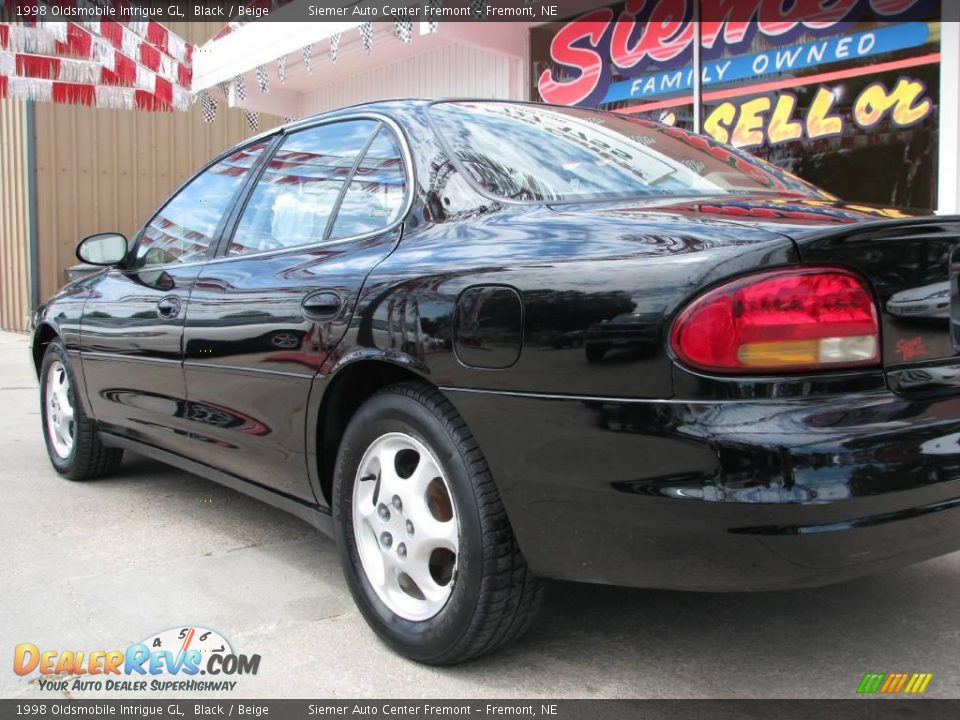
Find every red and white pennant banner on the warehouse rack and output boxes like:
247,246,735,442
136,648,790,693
2,73,187,111
0,16,193,113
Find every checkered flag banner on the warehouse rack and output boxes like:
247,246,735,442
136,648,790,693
471,0,486,17
235,74,247,101
200,91,217,124
277,55,285,84
256,64,268,93
216,80,230,98
394,21,412,44
303,43,313,74
245,110,260,132
360,22,373,54
427,0,442,32
330,33,341,63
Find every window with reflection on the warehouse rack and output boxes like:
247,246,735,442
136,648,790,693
134,141,268,268
328,127,407,240
430,101,822,202
228,120,379,255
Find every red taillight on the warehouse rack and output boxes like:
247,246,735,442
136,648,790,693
670,268,880,374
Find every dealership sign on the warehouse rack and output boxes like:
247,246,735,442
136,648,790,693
537,0,930,107
602,21,929,104
701,77,932,148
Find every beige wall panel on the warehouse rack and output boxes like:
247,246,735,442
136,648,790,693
0,97,32,332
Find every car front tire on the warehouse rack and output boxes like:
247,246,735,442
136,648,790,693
40,340,123,480
333,382,543,664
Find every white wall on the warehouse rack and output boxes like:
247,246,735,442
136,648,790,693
938,3,960,214
298,43,524,118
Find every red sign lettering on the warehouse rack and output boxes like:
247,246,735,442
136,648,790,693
538,0,923,106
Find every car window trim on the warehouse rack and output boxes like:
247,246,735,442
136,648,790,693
217,117,381,257
217,114,410,260
123,133,280,272
113,112,415,272
321,122,382,242
209,132,286,260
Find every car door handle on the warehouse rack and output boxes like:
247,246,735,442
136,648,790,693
302,291,344,320
156,296,182,319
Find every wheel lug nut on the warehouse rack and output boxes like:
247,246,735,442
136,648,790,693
392,495,402,511
406,520,414,535
380,532,392,548
397,543,406,559
378,504,390,521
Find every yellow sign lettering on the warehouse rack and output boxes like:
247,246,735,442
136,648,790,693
768,93,804,145
806,87,843,139
731,96,771,148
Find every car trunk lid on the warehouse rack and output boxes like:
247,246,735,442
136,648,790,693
792,216,960,394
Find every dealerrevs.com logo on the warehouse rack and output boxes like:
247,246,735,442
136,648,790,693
13,626,261,693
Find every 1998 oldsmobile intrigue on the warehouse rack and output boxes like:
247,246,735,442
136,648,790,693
31,100,960,664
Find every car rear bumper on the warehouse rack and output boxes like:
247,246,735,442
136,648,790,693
446,387,960,591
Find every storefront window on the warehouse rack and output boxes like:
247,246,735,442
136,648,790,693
530,1,941,210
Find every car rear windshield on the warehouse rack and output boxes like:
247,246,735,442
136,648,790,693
428,101,825,203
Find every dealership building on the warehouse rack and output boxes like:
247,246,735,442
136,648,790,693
0,2,956,331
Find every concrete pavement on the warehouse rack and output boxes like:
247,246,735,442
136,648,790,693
2,329,959,699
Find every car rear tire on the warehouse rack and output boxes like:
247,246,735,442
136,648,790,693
332,382,543,664
40,340,123,481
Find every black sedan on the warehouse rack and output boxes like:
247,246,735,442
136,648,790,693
31,100,960,664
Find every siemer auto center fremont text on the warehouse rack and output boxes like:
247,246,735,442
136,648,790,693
307,4,556,18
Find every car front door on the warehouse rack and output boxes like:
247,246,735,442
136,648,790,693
80,140,271,455
181,117,410,501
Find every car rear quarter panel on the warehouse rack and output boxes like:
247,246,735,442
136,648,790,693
337,206,798,399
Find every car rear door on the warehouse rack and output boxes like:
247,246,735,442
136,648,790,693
181,116,411,500
80,140,271,455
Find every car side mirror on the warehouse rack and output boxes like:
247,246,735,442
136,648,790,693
76,233,128,266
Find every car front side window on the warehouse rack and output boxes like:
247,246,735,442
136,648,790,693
133,141,269,269
228,120,380,256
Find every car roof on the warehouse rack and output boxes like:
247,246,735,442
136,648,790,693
274,97,601,135
282,98,432,134
223,98,647,166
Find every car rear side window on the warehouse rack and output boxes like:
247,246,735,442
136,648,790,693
328,127,407,240
428,101,823,202
228,120,380,255
133,141,269,268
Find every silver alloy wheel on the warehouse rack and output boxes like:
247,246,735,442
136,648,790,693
45,360,75,459
352,432,459,621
